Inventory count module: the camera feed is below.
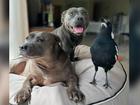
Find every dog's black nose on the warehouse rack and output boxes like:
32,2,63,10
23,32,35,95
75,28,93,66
20,45,28,51
77,17,83,21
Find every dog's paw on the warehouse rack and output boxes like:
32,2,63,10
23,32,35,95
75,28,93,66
14,88,31,104
67,88,85,103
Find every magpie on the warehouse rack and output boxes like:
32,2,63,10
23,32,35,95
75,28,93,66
90,19,118,88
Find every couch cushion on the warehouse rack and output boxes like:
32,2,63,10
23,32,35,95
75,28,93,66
9,59,127,105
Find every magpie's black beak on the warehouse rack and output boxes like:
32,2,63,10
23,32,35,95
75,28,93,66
101,18,107,23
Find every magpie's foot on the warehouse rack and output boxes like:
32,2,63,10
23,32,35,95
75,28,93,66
103,83,112,89
90,80,97,85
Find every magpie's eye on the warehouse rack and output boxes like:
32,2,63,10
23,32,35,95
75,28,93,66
37,38,44,42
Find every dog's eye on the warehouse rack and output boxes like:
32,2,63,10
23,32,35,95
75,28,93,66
37,39,44,42
81,11,88,15
70,12,74,16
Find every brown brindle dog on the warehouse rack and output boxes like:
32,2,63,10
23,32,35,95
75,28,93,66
10,32,85,104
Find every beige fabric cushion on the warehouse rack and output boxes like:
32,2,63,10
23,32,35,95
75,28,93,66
75,45,91,59
9,59,127,105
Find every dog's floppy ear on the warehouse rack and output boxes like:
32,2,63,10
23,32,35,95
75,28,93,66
54,35,63,48
53,35,63,59
61,10,67,24
10,57,27,74
54,35,60,43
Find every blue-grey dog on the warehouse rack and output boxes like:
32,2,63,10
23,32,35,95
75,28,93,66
52,7,89,61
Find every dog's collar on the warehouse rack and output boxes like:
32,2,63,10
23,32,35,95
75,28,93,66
70,33,83,46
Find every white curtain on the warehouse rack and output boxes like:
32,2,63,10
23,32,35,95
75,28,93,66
10,0,29,60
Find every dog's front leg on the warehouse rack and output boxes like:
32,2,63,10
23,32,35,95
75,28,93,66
14,75,44,104
67,74,85,103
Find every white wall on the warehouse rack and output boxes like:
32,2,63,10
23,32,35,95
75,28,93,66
10,0,29,60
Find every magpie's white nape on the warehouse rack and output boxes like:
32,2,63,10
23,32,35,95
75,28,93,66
101,23,107,28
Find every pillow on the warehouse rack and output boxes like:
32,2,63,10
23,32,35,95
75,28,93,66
9,59,127,105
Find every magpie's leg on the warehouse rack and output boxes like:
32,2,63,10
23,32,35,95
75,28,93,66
103,70,112,89
90,66,98,85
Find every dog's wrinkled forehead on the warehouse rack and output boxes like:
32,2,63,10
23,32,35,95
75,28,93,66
66,7,88,17
25,32,44,41
61,7,88,23
68,7,87,14
25,32,60,44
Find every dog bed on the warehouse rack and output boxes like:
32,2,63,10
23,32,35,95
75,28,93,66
9,58,127,105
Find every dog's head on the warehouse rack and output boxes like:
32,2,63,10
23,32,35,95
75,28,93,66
61,7,89,36
20,32,61,58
